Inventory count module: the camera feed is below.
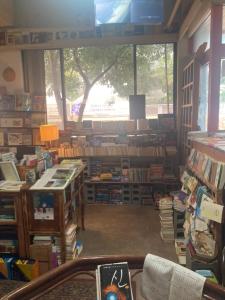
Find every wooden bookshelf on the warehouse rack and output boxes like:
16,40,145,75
184,137,225,278
58,130,179,205
0,94,47,149
25,165,85,264
0,190,27,257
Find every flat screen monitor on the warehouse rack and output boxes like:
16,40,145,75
95,0,164,25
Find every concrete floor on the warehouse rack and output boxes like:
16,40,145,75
79,204,177,262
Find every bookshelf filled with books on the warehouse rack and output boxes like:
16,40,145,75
58,130,179,205
0,190,27,257
0,93,47,150
180,134,225,277
25,164,85,265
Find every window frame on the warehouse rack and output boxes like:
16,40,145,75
45,43,176,128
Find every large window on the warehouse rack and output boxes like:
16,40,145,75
198,64,209,131
44,50,64,129
137,44,174,118
64,46,133,122
219,59,225,129
222,6,225,43
45,44,174,123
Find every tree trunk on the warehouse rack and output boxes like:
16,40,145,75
164,44,170,113
77,87,90,122
49,51,64,118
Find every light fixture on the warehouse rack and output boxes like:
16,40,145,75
40,124,59,147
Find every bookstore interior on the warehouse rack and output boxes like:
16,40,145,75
1,0,225,299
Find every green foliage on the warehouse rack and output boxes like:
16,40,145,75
220,76,225,103
45,44,174,111
63,44,173,104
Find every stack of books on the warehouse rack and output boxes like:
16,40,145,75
65,223,77,261
150,164,164,179
172,191,187,213
0,198,15,221
175,239,186,265
0,239,17,253
159,196,174,242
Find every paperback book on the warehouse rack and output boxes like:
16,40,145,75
96,262,133,300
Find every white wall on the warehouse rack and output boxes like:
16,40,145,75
0,50,24,93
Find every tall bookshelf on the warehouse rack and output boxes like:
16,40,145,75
183,134,225,279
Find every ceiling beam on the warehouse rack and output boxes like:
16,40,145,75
179,0,211,39
0,33,178,51
165,0,182,31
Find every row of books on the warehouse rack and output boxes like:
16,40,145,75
126,165,164,182
159,196,174,242
188,132,225,152
0,113,46,128
0,128,42,146
0,239,18,253
33,227,83,265
188,149,225,190
95,186,123,203
0,94,46,112
0,198,15,221
58,146,168,157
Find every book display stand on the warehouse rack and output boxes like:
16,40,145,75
182,134,225,279
25,165,85,264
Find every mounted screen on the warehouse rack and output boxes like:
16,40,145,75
95,0,164,25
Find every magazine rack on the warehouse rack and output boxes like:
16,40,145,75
2,255,225,300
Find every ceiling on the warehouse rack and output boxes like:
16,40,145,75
0,0,194,33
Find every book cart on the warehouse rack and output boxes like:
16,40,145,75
185,136,225,280
24,165,85,265
0,189,27,257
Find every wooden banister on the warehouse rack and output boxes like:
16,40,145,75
3,255,225,300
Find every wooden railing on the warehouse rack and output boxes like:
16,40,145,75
3,256,225,300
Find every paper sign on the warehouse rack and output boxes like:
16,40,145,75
201,201,224,223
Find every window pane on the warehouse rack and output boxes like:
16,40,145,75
198,64,209,131
64,46,133,122
219,59,225,129
137,44,174,118
44,50,64,129
193,16,211,52
223,6,225,44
